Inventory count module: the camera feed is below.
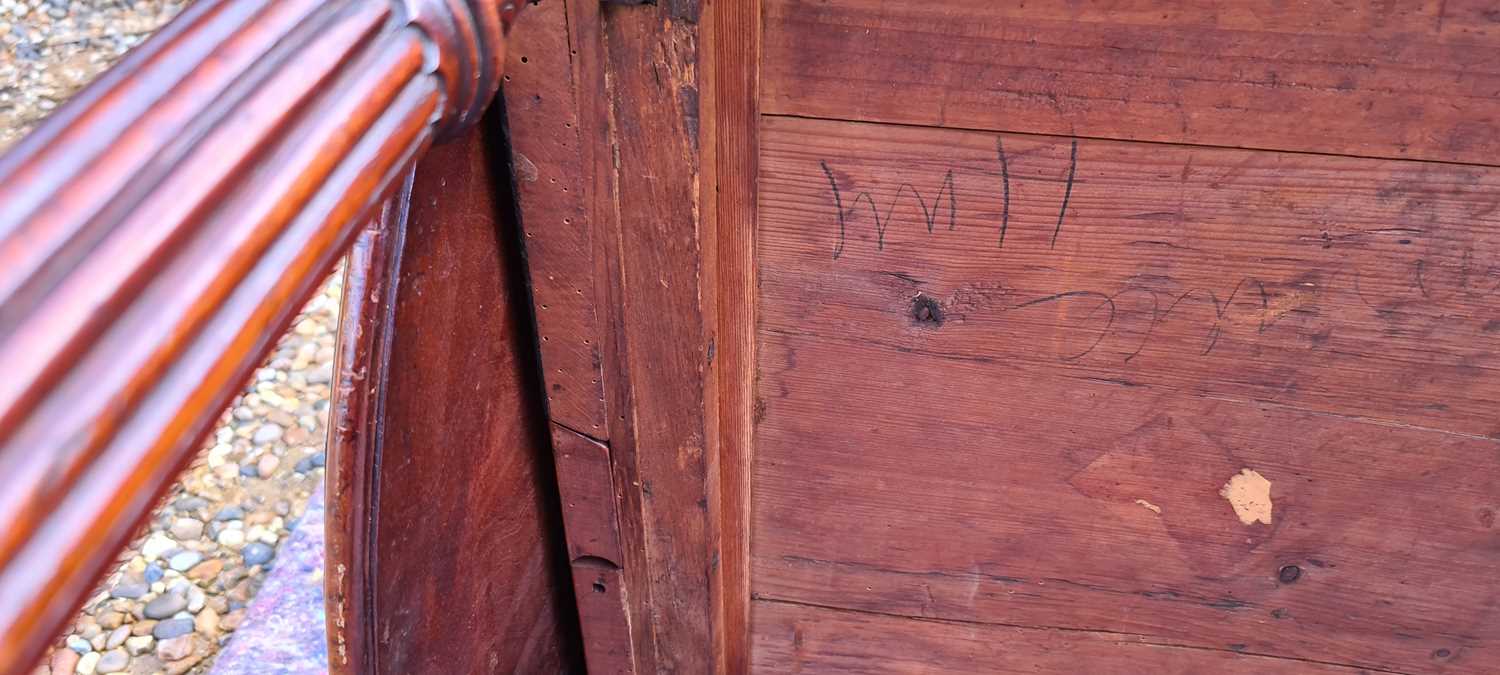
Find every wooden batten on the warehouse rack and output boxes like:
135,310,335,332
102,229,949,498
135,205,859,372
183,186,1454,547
502,0,759,671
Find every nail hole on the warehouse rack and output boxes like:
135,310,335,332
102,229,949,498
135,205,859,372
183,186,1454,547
520,56,529,63
1278,565,1301,584
592,581,606,593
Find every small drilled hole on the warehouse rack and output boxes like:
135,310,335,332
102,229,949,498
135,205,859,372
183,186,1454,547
520,56,529,63
1278,565,1302,584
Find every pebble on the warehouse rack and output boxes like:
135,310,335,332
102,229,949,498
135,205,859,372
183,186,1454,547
96,649,128,674
151,618,194,640
65,636,91,654
75,651,99,675
166,550,202,573
172,497,208,513
96,611,124,631
139,533,175,562
213,505,245,522
155,635,194,662
219,609,246,632
124,635,153,656
194,607,220,638
131,655,165,675
142,565,163,584
246,525,278,545
104,626,129,650
130,622,156,637
164,655,202,675
257,453,280,478
251,423,283,445
142,594,186,620
241,541,275,567
216,528,245,549
186,558,223,582
168,517,203,541
49,648,79,675
186,586,206,613
109,580,147,600
294,451,327,473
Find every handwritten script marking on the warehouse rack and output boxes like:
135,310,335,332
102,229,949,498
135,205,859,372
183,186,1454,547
1052,139,1078,249
823,136,1077,257
996,137,1012,248
820,161,846,259
820,160,956,259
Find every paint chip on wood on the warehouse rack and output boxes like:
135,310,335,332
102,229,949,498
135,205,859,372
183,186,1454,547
1134,499,1161,514
1220,469,1272,525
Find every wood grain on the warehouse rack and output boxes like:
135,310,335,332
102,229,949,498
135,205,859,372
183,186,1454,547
0,0,519,670
753,599,1374,674
751,116,1500,672
761,115,1500,436
356,125,579,674
599,3,717,671
703,0,761,671
502,0,760,670
763,0,1500,164
501,1,642,671
326,192,408,675
502,0,609,437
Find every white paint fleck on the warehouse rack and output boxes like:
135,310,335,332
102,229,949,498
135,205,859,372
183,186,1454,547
1220,468,1273,525
1134,499,1162,515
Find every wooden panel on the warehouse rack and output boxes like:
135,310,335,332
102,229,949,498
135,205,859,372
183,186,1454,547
752,116,1500,673
358,124,578,674
763,0,1500,164
502,1,760,671
759,115,1500,436
502,0,608,437
753,600,1372,674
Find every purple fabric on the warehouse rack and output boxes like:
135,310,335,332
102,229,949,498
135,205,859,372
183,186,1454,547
211,486,328,675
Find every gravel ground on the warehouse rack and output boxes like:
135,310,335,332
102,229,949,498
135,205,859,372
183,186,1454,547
2,3,338,674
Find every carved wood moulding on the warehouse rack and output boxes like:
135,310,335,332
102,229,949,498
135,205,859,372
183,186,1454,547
0,1,521,671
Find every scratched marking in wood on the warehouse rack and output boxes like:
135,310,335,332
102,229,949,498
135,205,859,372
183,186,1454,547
751,115,1500,673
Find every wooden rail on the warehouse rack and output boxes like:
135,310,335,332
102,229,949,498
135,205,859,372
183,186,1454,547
0,1,521,671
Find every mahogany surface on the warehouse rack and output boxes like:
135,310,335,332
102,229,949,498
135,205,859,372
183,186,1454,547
326,122,579,674
0,0,519,671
